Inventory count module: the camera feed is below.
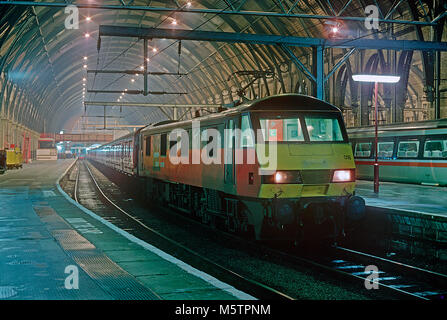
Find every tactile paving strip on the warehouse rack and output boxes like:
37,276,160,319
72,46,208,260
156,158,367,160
52,229,96,251
36,206,160,300
71,252,160,300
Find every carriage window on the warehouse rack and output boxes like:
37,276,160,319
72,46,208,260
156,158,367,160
397,141,419,158
160,134,167,156
354,142,372,158
424,139,447,158
241,114,254,147
304,116,343,142
378,142,394,158
259,118,304,142
145,137,151,156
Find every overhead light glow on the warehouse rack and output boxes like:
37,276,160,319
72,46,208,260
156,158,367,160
131,79,135,82
152,48,157,52
186,1,192,7
82,78,86,81
171,19,177,25
83,64,87,68
352,74,401,83
84,33,90,38
331,27,339,33
86,17,91,21
124,89,128,91
83,56,88,60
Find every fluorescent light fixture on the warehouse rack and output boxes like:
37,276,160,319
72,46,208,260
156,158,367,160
352,74,400,83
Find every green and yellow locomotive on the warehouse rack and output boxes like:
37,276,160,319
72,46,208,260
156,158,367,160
89,94,366,244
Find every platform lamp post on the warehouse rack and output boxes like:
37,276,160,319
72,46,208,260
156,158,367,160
352,74,400,193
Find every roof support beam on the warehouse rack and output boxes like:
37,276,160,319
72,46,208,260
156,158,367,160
84,101,221,108
87,70,187,76
98,26,447,51
0,2,437,26
325,48,356,82
86,89,187,95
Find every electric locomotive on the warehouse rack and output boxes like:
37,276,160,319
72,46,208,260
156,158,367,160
89,94,366,244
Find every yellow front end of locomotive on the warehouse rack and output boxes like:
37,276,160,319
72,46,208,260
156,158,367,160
257,143,356,199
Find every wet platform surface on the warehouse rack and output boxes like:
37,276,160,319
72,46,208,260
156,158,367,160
356,180,447,216
0,160,249,300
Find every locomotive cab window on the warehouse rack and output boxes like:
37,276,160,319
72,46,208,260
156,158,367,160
378,141,394,159
424,139,447,158
304,115,343,142
259,117,304,142
354,142,372,158
397,140,419,158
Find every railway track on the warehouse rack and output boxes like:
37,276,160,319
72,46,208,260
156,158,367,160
254,243,447,300
74,159,447,300
72,159,293,300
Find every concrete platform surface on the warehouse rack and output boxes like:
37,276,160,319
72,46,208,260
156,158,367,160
0,160,250,300
356,180,447,216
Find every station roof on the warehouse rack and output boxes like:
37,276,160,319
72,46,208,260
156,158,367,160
0,1,441,134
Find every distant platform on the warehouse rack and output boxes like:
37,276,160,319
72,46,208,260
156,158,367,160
356,180,447,217
0,160,250,300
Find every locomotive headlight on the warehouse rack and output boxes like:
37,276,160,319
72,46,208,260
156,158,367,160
262,171,302,184
275,172,284,183
332,169,355,182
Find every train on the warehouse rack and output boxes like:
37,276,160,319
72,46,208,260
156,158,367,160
87,94,366,245
348,119,447,186
36,137,57,160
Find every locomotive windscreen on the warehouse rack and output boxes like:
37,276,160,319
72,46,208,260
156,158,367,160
38,140,55,149
256,112,347,143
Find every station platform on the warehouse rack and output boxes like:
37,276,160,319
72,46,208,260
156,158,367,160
356,180,447,216
0,160,251,300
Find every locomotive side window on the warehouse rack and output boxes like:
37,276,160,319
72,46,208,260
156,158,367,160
160,133,167,156
145,136,151,156
225,120,235,149
304,116,343,142
354,142,372,158
378,142,394,159
259,117,304,142
424,139,447,158
397,140,419,158
241,114,254,147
